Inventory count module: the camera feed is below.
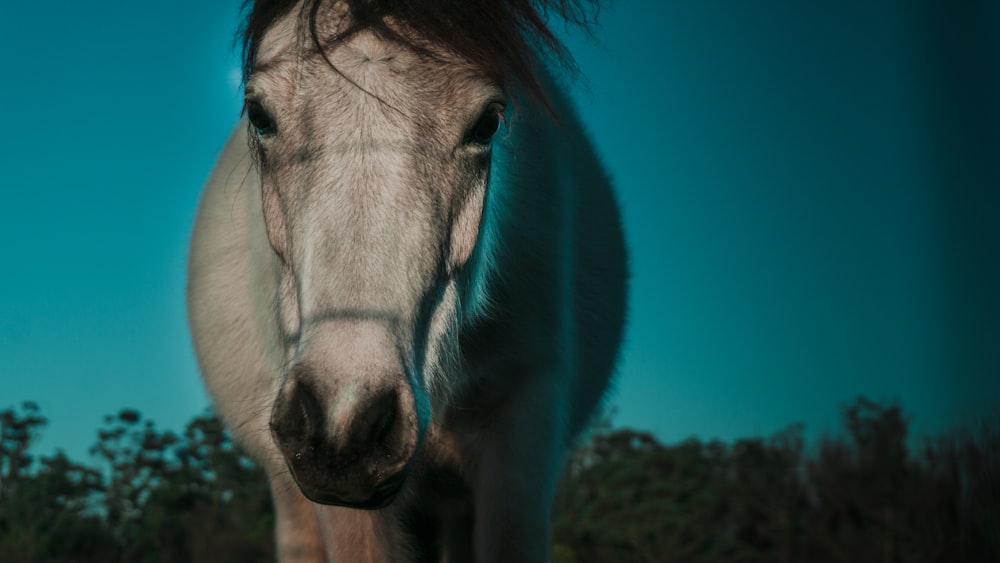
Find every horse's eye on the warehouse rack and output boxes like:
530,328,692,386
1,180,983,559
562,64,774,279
246,101,277,138
469,105,503,144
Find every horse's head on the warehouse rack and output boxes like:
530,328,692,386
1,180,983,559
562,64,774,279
246,4,505,508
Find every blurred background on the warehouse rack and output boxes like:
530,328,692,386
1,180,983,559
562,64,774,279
1,0,998,464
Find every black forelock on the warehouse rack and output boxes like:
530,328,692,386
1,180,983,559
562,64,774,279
239,0,601,103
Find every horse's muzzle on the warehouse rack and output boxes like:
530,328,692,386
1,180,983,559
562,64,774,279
270,374,417,509
295,467,409,509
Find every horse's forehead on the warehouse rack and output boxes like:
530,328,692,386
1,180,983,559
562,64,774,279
253,2,483,88
256,9,300,67
255,3,412,78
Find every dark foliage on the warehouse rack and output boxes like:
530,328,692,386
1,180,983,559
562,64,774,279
0,404,273,563
1,397,997,562
552,398,1000,563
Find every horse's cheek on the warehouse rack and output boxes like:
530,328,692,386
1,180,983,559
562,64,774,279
449,182,486,273
261,179,291,262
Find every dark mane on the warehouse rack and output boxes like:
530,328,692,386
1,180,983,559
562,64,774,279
239,0,601,102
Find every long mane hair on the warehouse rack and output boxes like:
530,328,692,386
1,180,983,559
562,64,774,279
239,0,601,102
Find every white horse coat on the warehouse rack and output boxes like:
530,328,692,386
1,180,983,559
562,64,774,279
187,1,626,560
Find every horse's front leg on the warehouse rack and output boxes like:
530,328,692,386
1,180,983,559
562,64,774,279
313,504,409,562
270,475,326,562
472,375,567,563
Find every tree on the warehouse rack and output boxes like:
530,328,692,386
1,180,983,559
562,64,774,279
87,409,275,563
0,402,116,562
727,425,807,563
803,398,913,563
554,429,752,562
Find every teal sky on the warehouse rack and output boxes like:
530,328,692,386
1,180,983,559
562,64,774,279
2,1,998,463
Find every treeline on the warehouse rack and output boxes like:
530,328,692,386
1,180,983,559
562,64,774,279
0,405,273,562
1,398,997,562
553,399,999,562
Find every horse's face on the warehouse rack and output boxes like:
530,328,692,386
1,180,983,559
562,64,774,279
248,12,501,508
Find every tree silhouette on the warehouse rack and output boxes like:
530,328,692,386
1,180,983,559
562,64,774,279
0,397,997,562
0,402,116,561
554,397,999,563
803,398,915,562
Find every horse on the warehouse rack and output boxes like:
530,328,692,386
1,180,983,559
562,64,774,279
187,0,626,560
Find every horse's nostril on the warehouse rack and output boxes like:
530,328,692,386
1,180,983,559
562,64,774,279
296,382,325,438
272,379,325,444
